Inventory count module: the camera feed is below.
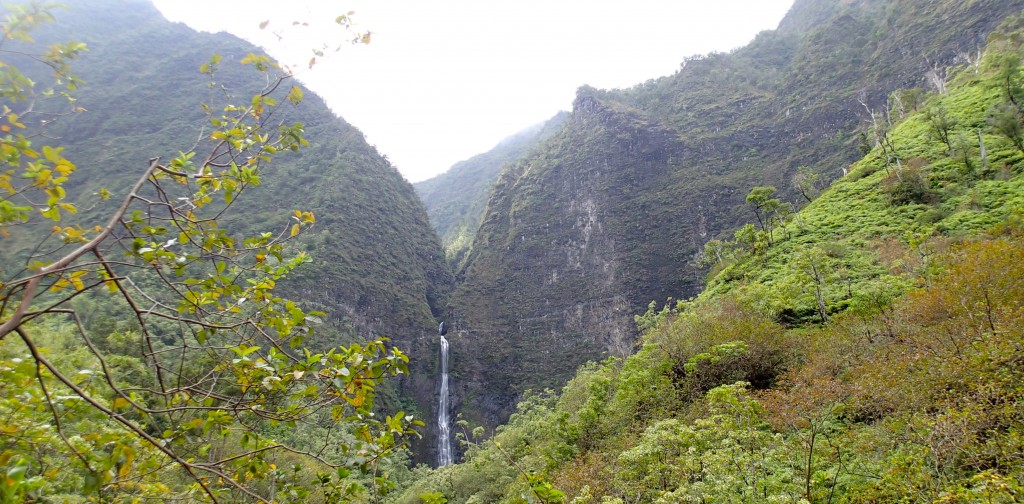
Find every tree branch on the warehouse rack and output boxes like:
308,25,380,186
0,159,161,340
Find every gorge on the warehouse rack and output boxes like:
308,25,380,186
2,0,1024,501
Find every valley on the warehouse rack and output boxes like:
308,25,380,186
1,0,1023,502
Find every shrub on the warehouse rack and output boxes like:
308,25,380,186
884,165,933,204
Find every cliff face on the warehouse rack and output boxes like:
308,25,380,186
28,0,1024,460
447,95,690,424
449,0,1024,428
414,112,570,270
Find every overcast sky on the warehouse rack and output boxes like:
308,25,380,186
151,0,795,182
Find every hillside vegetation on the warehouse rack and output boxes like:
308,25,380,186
414,112,569,270
391,14,1024,503
0,0,450,465
446,0,1024,431
5,0,1024,500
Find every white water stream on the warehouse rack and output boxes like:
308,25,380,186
437,335,453,466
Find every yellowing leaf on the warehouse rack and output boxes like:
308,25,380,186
42,145,62,163
287,85,303,105
6,113,24,129
33,169,52,187
50,278,70,292
69,271,85,291
290,223,300,237
117,454,133,479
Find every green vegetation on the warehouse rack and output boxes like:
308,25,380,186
414,112,569,271
702,25,1024,323
391,17,1024,503
446,0,1024,431
0,0,451,466
0,1,435,501
0,0,450,444
5,0,1024,501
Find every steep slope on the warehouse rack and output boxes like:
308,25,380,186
393,14,1024,500
414,112,569,267
449,0,1024,428
0,0,451,461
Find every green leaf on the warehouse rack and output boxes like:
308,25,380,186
83,472,99,495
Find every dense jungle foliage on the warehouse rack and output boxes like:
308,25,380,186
0,0,451,470
0,0,441,501
391,14,1024,503
5,0,1024,501
440,0,1024,433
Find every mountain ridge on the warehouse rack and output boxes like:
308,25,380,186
445,0,1024,429
414,111,570,270
0,0,451,463
392,10,1024,499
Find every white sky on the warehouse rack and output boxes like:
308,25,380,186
150,1,794,182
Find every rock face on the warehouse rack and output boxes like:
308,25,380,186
447,0,1024,428
448,92,717,427
414,112,570,270
36,0,1024,461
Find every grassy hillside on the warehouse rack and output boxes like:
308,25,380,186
447,0,1024,431
390,13,1024,502
702,24,1024,321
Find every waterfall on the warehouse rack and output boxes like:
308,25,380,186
437,335,453,466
